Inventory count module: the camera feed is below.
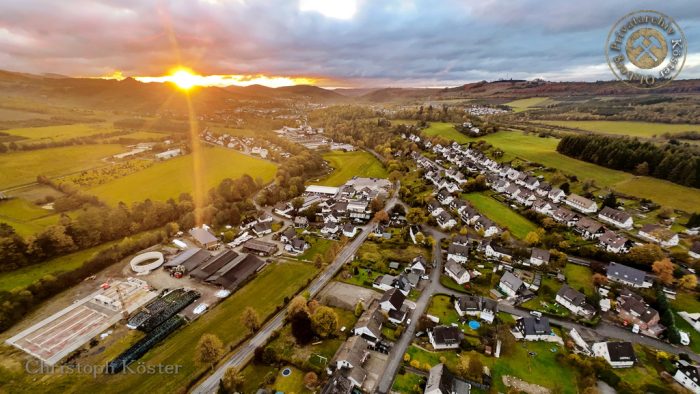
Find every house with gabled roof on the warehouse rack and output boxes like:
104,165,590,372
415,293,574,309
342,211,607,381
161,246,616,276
499,271,525,297
280,227,296,244
574,217,606,240
428,199,444,217
454,295,498,323
447,242,469,264
552,207,579,227
529,248,550,266
285,237,309,254
638,224,679,247
616,289,662,335
556,285,596,318
342,223,358,238
532,198,555,216
592,341,636,368
428,326,462,350
379,288,408,324
444,259,470,285
673,360,700,394
436,211,457,230
352,300,384,343
425,363,472,394
598,206,633,230
548,188,566,203
607,262,651,288
598,230,633,254
330,336,369,389
565,194,598,213
513,316,553,341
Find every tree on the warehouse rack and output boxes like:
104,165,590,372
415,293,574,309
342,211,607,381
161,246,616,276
241,307,261,333
560,182,570,194
291,197,304,211
468,357,483,382
354,301,365,317
628,243,665,266
592,273,608,286
524,231,540,246
222,367,245,392
304,371,318,388
679,274,697,289
635,161,649,176
406,208,426,224
456,356,470,379
311,306,339,338
652,258,675,285
373,210,390,223
195,334,223,370
602,193,617,208
291,309,314,344
287,295,309,318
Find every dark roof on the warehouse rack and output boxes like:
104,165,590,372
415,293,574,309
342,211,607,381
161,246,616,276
163,248,211,272
516,317,551,336
618,290,658,323
557,285,586,305
677,360,700,383
189,227,218,245
253,220,272,233
448,242,469,257
456,295,481,311
426,364,471,394
281,226,296,240
380,288,405,310
599,206,631,223
500,271,524,291
431,325,462,345
607,262,646,286
606,342,636,363
242,239,278,254
691,241,700,254
205,254,265,290
531,248,550,262
189,250,239,280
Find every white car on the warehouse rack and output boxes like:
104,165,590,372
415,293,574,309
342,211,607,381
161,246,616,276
680,331,691,346
530,311,542,318
406,318,412,326
193,303,208,315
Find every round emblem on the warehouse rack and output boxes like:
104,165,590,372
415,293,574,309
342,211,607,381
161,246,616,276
605,10,687,88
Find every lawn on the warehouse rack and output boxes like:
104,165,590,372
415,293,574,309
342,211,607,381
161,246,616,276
0,198,60,237
462,192,537,239
674,312,700,353
427,294,461,325
0,260,317,394
3,123,115,144
391,371,424,393
296,236,336,262
613,345,667,392
272,366,310,393
421,122,469,143
89,146,277,204
564,264,595,297
406,342,578,394
505,97,552,112
473,131,700,212
0,144,124,189
357,240,430,266
316,150,387,186
670,291,700,313
240,363,276,393
102,131,167,143
537,120,700,138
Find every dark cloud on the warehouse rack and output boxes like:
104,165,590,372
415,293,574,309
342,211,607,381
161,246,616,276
0,0,698,86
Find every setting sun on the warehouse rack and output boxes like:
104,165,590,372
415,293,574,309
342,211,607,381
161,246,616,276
170,69,198,90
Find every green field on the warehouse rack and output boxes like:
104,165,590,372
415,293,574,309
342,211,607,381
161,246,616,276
473,131,700,212
421,122,468,143
0,260,317,393
103,131,167,142
0,198,60,237
0,239,122,291
3,123,115,144
564,264,595,297
89,146,277,204
0,144,124,189
537,120,700,137
462,192,537,239
505,97,552,112
317,150,387,186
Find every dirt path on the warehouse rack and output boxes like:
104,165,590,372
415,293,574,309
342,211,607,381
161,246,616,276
502,375,550,394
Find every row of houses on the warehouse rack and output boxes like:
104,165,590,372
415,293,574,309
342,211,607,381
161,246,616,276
407,136,680,252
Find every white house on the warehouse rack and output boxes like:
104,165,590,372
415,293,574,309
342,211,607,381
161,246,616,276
638,224,679,247
513,317,553,341
321,223,339,236
556,285,596,318
598,206,633,230
446,242,469,264
674,360,700,394
548,188,566,203
436,211,457,230
444,259,470,285
592,342,636,368
499,271,525,297
529,248,550,266
342,223,358,238
454,295,498,323
565,194,598,214
425,364,472,394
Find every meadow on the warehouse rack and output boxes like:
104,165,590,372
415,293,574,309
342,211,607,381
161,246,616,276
316,150,387,186
0,198,59,237
0,260,317,394
0,144,124,189
537,120,700,137
88,146,277,204
3,123,115,144
473,131,700,212
421,122,469,143
505,97,553,112
462,192,538,239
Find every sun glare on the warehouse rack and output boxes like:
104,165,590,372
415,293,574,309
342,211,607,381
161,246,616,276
170,69,198,90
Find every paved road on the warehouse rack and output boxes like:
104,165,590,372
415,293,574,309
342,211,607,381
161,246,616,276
376,229,445,393
193,184,401,393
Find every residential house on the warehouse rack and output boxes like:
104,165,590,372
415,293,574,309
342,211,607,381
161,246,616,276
274,202,294,218
574,217,606,240
454,295,498,323
372,275,396,292
342,223,358,238
552,207,579,227
280,227,296,244
352,301,384,343
436,211,457,230
484,241,513,262
638,224,679,247
598,206,633,229
410,256,427,275
321,223,340,236
428,200,444,217
513,317,552,341
617,289,662,335
428,326,462,350
447,242,469,264
330,336,369,388
673,360,700,394
285,237,309,254
515,188,536,206
444,259,470,285
452,234,470,246
522,176,540,190
556,285,596,318
499,271,525,298
598,231,633,254
293,216,309,228
425,364,472,394
529,248,551,266
474,217,500,237
437,189,454,206
592,342,636,368
379,288,408,324
565,194,598,214
548,188,566,203
189,227,218,249
607,262,651,288
532,199,555,216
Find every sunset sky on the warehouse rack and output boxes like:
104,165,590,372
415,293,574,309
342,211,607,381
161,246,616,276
1,0,699,87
